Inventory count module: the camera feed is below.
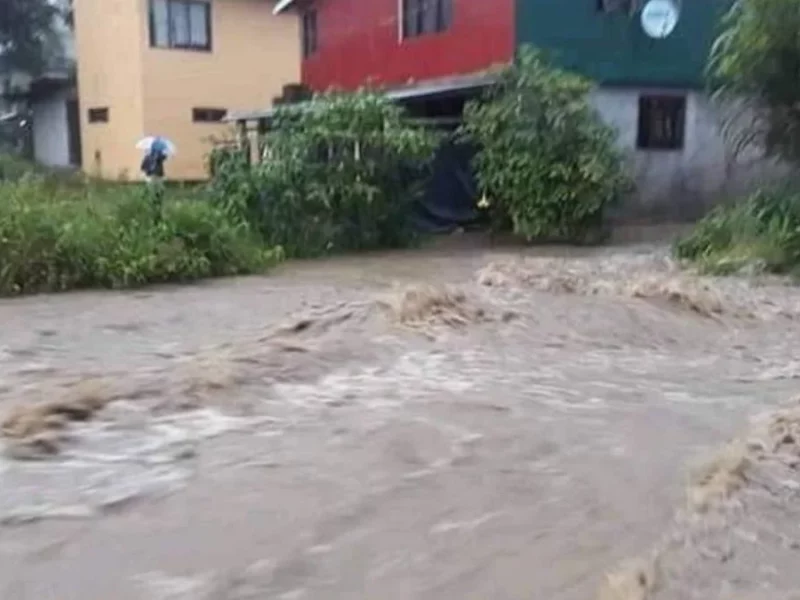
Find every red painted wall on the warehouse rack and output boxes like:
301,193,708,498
301,0,515,91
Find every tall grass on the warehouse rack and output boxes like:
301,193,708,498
674,184,800,275
0,173,282,296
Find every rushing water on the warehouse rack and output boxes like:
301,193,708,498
1,237,799,599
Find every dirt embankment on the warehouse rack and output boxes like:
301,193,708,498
599,397,800,600
477,255,799,320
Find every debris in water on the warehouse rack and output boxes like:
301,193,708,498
477,257,740,318
267,302,366,340
180,352,244,403
686,441,750,512
597,558,658,600
626,277,725,318
599,397,800,599
2,378,113,459
376,283,491,334
687,400,800,512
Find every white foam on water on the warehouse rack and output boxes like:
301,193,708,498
134,571,216,600
738,360,800,382
0,408,268,526
271,350,474,413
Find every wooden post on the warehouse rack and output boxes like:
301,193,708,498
257,118,268,164
236,119,251,165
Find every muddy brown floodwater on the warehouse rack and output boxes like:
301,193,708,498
1,236,800,600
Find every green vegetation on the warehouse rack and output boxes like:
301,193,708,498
0,154,38,182
0,90,434,297
676,0,800,275
3,56,636,297
674,185,800,275
0,171,281,296
708,0,800,163
0,0,68,78
208,90,438,258
459,46,631,243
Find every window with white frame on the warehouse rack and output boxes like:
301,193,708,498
149,0,211,51
402,0,453,39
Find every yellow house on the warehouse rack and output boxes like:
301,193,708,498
72,0,299,181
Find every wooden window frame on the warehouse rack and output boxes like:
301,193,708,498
192,107,227,123
401,0,453,40
302,9,319,58
149,0,212,52
637,94,686,151
87,107,109,124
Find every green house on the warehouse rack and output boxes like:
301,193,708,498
514,0,773,221
516,0,732,88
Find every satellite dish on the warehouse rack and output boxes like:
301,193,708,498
640,0,680,39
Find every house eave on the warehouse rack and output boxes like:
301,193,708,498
273,0,299,15
225,71,500,123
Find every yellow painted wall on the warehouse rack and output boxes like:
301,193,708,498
74,0,300,181
73,0,146,180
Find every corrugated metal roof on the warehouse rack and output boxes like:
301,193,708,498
384,71,499,101
225,71,499,122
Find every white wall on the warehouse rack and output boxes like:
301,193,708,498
591,88,783,221
31,89,72,168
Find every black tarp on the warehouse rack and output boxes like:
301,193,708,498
412,137,481,233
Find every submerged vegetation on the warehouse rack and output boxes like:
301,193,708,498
674,185,800,275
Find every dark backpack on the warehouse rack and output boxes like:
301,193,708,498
140,150,166,177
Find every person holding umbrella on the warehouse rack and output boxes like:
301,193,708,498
138,136,176,180
137,136,176,219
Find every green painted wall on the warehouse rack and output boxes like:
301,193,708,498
516,0,733,88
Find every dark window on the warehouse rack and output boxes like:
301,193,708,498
67,99,82,166
302,10,318,58
149,0,211,51
87,107,109,123
637,95,686,150
402,0,452,39
192,107,227,123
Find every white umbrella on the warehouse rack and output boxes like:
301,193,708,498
136,136,177,156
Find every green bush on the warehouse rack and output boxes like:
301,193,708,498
708,0,800,163
0,178,281,295
674,184,800,275
208,90,439,258
459,46,631,242
0,153,93,192
0,153,35,181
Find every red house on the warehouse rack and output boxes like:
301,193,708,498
266,0,516,235
272,0,515,94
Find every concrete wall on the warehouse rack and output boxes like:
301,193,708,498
31,89,73,168
592,88,784,222
73,0,300,181
141,0,300,180
73,0,146,180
